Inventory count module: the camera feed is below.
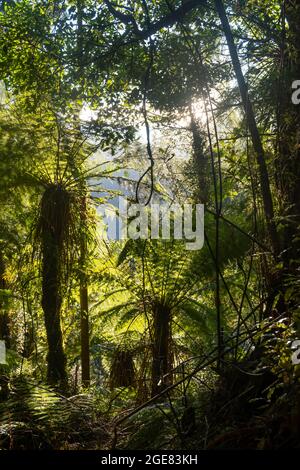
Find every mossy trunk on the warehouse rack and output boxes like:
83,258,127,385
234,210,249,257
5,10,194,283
151,304,172,397
40,186,69,390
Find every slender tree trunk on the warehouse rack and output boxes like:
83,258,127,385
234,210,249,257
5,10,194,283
22,323,35,358
77,0,84,76
151,303,172,397
214,0,280,257
0,251,9,401
76,2,90,387
80,197,90,387
80,280,90,386
277,1,300,271
0,251,10,349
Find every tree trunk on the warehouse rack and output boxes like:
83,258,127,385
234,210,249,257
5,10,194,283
0,251,10,349
76,3,90,387
277,1,300,272
190,112,209,204
151,303,172,397
40,186,68,390
80,283,90,387
214,0,280,257
80,198,90,388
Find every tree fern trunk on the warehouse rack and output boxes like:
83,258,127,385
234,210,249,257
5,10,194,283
151,304,172,397
40,186,68,390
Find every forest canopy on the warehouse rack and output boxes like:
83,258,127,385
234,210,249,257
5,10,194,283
0,0,299,452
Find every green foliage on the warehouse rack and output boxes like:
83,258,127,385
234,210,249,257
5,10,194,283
0,376,98,449
0,0,299,451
